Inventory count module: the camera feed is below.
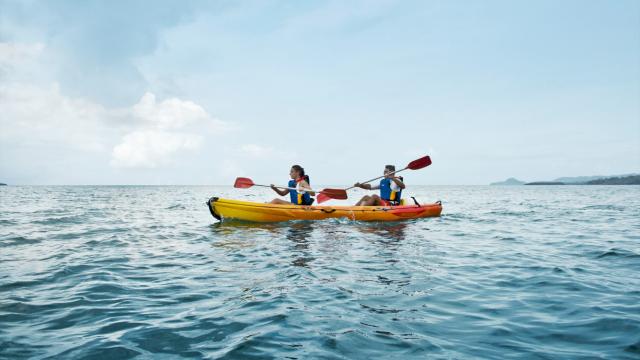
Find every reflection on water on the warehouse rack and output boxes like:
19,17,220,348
210,220,317,267
210,220,283,233
209,220,282,248
356,221,408,245
287,222,314,267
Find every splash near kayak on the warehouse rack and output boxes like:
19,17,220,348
207,197,442,222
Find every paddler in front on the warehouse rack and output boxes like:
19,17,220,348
353,165,405,206
270,165,315,205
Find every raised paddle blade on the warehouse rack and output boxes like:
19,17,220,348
316,188,348,204
316,193,330,204
321,188,348,200
234,177,255,189
406,156,432,170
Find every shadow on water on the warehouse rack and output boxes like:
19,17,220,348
209,220,317,267
209,219,410,242
209,220,284,233
355,221,408,245
286,222,315,267
207,220,286,248
208,219,420,267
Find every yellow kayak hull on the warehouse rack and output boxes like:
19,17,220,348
207,197,442,222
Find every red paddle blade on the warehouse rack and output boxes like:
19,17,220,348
316,193,331,204
407,156,432,170
320,188,348,200
233,177,255,189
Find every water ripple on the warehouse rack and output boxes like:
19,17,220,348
1,185,639,358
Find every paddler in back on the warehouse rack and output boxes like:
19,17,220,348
270,165,315,205
353,165,405,206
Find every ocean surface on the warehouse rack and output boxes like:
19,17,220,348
1,185,639,359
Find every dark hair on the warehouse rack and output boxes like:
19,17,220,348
385,165,396,172
291,165,310,184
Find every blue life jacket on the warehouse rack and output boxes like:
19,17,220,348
288,179,313,205
379,177,403,204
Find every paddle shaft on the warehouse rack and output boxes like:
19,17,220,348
253,183,317,193
345,167,408,191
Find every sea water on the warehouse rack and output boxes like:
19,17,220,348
1,185,639,359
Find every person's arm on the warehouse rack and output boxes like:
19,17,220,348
391,177,405,189
354,183,379,190
299,180,315,196
354,182,370,190
270,184,289,196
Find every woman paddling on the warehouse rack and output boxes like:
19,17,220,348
270,165,315,205
353,165,405,206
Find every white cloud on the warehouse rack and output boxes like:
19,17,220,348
109,92,231,168
0,83,230,170
0,42,53,85
0,82,110,151
110,130,201,168
133,92,210,129
0,42,230,168
0,80,225,163
0,42,113,151
0,42,44,68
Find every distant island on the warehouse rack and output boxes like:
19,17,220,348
525,181,565,185
490,178,525,186
0,183,6,186
491,174,640,186
553,175,611,183
584,175,640,185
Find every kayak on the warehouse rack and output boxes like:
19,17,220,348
207,197,442,223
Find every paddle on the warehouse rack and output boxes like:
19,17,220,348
234,177,347,201
316,155,432,204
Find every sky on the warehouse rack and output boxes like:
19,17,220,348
0,0,638,185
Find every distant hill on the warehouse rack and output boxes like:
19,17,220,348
0,183,6,186
585,175,640,185
553,174,638,183
525,181,565,185
492,173,639,186
490,177,525,186
522,175,640,186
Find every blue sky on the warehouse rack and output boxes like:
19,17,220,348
1,0,638,185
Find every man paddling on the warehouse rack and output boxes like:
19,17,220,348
353,165,405,206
